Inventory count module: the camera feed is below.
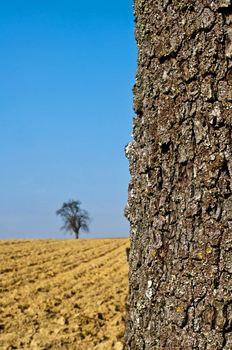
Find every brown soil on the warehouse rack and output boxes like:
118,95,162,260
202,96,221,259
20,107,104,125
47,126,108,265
0,238,129,349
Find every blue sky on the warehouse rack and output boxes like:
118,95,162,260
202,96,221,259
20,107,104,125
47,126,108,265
0,0,136,238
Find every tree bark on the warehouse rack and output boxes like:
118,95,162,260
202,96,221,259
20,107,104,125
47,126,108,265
124,1,232,349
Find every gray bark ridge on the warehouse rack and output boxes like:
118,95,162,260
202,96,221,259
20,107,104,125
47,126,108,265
124,1,232,349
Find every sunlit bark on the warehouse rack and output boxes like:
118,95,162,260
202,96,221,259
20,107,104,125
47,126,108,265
124,1,232,348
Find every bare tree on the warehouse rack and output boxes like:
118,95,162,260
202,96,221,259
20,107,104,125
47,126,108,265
124,1,232,349
56,200,90,239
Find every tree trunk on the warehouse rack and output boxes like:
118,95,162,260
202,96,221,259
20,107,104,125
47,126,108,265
74,229,79,239
124,1,232,349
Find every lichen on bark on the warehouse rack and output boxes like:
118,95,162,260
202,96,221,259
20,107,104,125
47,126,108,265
124,1,232,349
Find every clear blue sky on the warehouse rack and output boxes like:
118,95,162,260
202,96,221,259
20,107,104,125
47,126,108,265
0,0,136,238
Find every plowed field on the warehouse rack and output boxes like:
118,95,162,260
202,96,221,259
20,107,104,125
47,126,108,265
0,238,129,350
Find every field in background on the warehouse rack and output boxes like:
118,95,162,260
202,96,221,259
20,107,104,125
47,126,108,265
0,238,129,350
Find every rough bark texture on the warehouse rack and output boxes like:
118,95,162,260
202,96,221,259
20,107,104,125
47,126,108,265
124,1,232,349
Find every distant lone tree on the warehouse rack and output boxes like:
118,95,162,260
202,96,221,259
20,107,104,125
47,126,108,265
56,200,90,239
